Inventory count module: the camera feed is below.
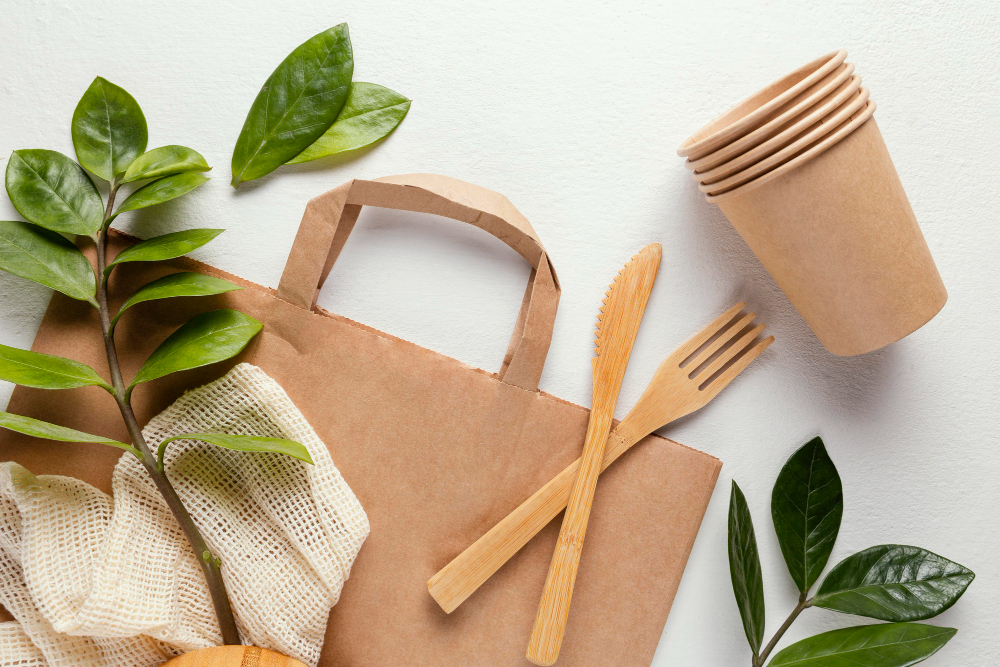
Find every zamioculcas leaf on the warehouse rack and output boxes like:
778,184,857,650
729,481,765,656
72,76,148,181
287,82,410,164
766,622,956,667
110,173,209,221
0,221,97,304
813,545,975,622
122,145,211,183
5,150,104,236
0,411,140,459
111,272,242,330
231,24,354,187
771,437,843,593
105,228,224,276
0,343,110,392
129,309,262,389
156,432,313,472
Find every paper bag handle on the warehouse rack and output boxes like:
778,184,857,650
276,174,560,392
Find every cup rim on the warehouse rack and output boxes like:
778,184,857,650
705,98,877,203
701,88,871,195
695,74,864,185
685,62,856,171
677,49,848,158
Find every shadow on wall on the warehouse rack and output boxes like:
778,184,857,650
674,175,898,419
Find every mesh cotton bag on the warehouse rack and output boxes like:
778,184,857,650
0,363,369,667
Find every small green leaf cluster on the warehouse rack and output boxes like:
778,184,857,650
230,23,411,188
0,76,310,467
728,437,973,667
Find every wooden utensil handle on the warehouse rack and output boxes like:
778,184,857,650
427,431,632,613
527,419,612,665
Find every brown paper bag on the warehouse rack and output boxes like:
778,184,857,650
0,174,721,666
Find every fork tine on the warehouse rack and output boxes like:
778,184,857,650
673,302,746,362
701,334,774,396
693,323,766,380
685,312,756,373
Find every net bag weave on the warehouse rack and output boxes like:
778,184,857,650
0,363,369,667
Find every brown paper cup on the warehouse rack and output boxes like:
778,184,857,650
699,86,871,194
706,98,876,200
685,62,856,172
707,111,946,355
694,74,863,184
677,49,847,160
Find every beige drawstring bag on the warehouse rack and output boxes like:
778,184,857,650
0,364,368,667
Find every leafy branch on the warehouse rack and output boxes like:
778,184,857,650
728,437,973,666
1,76,313,646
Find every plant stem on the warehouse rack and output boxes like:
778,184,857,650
94,184,241,646
754,594,812,667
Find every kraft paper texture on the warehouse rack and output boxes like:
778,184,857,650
0,174,721,665
713,120,947,355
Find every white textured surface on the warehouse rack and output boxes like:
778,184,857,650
1,1,997,664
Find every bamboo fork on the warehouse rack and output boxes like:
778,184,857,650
428,302,773,617
527,245,662,665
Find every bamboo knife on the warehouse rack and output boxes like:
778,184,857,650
526,243,662,665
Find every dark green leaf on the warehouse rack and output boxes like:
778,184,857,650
157,432,313,471
130,309,262,389
0,220,97,304
122,145,211,183
729,481,765,656
771,437,843,593
105,228,224,276
813,545,974,622
0,411,139,459
766,623,956,667
111,173,209,220
230,24,354,187
287,82,410,164
0,343,110,392
5,150,104,236
111,272,242,329
72,76,148,181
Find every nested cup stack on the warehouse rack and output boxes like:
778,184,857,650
679,49,946,356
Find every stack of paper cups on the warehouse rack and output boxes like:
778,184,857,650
679,49,946,356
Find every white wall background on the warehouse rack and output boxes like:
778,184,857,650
2,0,998,664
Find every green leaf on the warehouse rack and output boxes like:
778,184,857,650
122,145,211,183
72,76,148,181
813,545,974,622
0,411,139,459
766,623,956,667
130,309,262,389
0,343,110,392
105,228,224,276
771,437,843,593
286,82,410,164
111,272,242,329
0,220,97,304
5,150,104,236
231,23,354,187
111,173,209,220
156,431,313,472
729,481,765,656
